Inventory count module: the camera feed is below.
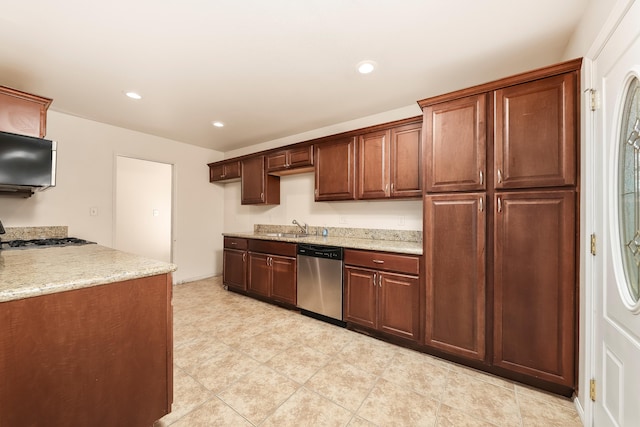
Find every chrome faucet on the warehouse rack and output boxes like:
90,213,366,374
0,218,5,235
292,219,308,235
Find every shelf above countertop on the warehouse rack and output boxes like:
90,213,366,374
0,245,177,303
222,231,423,256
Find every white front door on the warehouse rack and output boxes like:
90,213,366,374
593,1,640,425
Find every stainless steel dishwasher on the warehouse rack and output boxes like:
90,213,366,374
296,243,344,324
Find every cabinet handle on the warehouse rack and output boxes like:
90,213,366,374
372,259,384,264
385,183,389,192
230,242,237,245
242,253,246,262
479,197,483,212
497,196,502,213
497,169,503,183
378,274,382,287
260,192,264,200
391,183,394,192
373,272,377,287
479,171,484,185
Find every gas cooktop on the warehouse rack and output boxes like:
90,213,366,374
0,237,96,250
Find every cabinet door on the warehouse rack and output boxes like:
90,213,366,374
223,249,247,291
494,73,576,189
288,145,314,168
266,151,288,171
209,161,241,182
357,130,390,199
344,266,377,329
247,252,271,298
241,156,280,205
378,272,419,341
390,122,422,198
424,194,486,360
270,255,297,305
423,94,486,192
493,190,575,387
315,137,356,201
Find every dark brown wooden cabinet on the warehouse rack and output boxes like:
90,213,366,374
424,194,486,360
209,160,241,182
494,73,577,189
357,121,422,200
418,58,580,394
344,249,420,341
390,121,422,198
315,136,357,201
223,237,247,291
241,155,280,205
1,274,173,426
423,94,486,193
247,239,296,305
267,145,314,175
493,190,576,387
357,130,390,199
0,85,52,138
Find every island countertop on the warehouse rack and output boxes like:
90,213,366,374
0,244,177,303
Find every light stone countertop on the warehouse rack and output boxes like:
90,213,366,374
0,244,177,303
222,231,423,255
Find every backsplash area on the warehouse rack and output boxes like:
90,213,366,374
253,224,421,243
1,226,68,241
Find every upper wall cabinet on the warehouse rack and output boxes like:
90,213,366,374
423,94,486,193
208,160,241,182
241,155,280,205
390,121,422,198
267,145,314,175
357,120,422,200
0,86,52,138
494,73,577,189
315,136,357,201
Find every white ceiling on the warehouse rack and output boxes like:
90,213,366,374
0,0,588,152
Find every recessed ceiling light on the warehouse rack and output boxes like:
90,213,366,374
357,60,377,74
125,91,142,100
212,121,224,128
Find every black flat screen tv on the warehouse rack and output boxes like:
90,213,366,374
0,130,56,190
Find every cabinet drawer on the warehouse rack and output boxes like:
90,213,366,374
224,237,248,250
248,239,297,257
344,249,419,275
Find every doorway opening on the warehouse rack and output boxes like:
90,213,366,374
114,156,173,263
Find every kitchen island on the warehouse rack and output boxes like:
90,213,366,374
0,244,176,427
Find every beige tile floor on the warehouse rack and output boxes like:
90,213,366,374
157,277,583,427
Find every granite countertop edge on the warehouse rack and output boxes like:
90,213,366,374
0,245,177,303
222,232,423,255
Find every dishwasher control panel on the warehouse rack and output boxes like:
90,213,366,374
297,244,343,260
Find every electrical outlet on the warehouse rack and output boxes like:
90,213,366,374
89,207,98,216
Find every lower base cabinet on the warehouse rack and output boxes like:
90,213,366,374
344,249,420,342
0,274,173,426
247,240,297,305
223,237,248,291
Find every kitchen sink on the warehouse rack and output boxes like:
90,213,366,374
264,232,310,238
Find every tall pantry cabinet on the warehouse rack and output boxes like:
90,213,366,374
419,58,581,393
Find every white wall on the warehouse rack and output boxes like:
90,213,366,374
223,173,422,234
0,110,224,283
223,105,424,234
